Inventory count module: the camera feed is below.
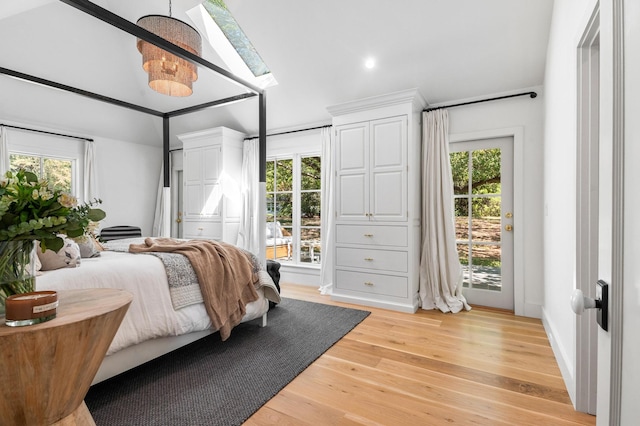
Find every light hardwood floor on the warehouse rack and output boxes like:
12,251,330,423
245,283,596,426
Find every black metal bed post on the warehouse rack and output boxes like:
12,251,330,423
259,93,266,182
258,92,267,263
163,115,170,188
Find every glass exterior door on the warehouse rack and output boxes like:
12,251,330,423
450,137,514,310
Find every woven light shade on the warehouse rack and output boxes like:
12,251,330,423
136,15,202,97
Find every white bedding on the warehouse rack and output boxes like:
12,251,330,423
36,250,269,355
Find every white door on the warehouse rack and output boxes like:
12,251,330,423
450,137,514,310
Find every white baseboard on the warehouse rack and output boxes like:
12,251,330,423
524,301,542,319
280,264,320,286
541,307,576,407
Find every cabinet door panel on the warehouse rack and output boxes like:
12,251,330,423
371,117,405,169
202,182,221,217
337,125,368,171
184,149,202,184
184,183,203,218
338,174,367,218
371,170,405,219
203,146,221,183
336,122,370,221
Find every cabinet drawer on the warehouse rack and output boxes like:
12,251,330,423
335,270,407,298
183,221,222,240
336,225,407,247
336,247,407,273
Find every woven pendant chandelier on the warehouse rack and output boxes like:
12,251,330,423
136,2,202,97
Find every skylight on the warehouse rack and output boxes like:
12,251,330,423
187,0,276,89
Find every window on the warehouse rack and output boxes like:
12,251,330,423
9,153,75,194
187,0,277,90
266,155,321,265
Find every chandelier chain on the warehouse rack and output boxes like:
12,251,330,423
169,0,172,17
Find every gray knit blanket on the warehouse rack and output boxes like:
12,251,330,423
103,238,277,311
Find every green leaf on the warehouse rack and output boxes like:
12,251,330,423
87,208,106,221
41,236,63,252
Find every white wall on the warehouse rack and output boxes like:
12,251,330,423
447,88,545,317
541,0,599,408
93,137,162,236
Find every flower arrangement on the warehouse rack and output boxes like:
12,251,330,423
0,169,106,252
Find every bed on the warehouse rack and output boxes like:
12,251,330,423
36,237,281,384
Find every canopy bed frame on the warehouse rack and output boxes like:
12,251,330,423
0,0,273,384
0,0,267,225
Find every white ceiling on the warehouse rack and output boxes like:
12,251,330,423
0,0,554,146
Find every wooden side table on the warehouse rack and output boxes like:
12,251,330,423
0,288,132,426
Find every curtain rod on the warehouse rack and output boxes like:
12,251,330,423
0,123,93,142
168,124,333,152
423,91,537,112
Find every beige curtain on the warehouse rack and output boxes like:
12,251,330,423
237,138,260,255
419,109,470,313
83,141,99,203
0,126,10,175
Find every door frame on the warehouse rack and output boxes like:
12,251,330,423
449,126,525,315
574,0,625,422
575,5,600,414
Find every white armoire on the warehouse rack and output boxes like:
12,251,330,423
327,89,425,313
177,127,244,244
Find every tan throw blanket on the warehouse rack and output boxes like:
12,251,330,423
129,238,259,341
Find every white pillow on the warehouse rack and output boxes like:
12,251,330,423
37,238,82,271
74,235,102,258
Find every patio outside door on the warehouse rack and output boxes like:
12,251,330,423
450,137,514,310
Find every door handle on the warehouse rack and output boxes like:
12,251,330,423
570,280,608,331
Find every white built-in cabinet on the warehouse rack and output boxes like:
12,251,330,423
327,89,425,313
177,127,244,244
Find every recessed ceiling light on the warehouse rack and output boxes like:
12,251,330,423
364,57,376,69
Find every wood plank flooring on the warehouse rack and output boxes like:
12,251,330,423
244,283,595,425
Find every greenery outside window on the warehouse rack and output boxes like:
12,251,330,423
266,155,321,265
9,153,75,195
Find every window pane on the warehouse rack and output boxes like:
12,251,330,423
471,148,501,195
43,158,72,193
266,160,275,192
301,192,321,223
266,193,274,220
275,193,292,228
301,156,321,190
9,154,39,175
454,198,469,240
276,159,293,191
450,151,469,195
470,244,501,291
471,210,501,243
300,227,321,264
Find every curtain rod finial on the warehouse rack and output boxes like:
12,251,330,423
530,92,538,98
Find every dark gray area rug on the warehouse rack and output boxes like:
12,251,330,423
85,298,370,426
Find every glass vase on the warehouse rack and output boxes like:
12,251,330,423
0,240,36,317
